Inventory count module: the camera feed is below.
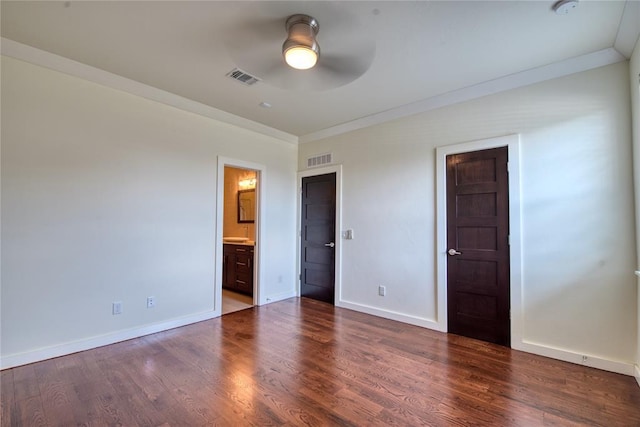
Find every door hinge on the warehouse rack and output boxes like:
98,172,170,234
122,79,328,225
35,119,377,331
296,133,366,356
299,274,302,281
506,161,510,172
508,235,511,245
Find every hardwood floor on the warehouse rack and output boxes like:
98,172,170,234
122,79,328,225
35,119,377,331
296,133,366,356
2,297,639,426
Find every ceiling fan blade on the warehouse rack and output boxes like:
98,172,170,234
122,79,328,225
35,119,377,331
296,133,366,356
278,46,376,91
244,46,376,92
223,15,284,75
223,16,284,45
320,50,375,78
258,64,319,91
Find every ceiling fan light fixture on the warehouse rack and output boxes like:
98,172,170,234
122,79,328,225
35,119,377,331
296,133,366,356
284,46,318,70
283,14,320,70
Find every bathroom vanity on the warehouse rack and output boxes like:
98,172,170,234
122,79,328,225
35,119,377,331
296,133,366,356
223,243,254,296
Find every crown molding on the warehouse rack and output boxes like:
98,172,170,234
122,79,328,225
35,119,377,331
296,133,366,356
299,48,627,144
297,1,636,144
614,0,640,58
299,47,626,144
0,38,299,145
2,37,629,147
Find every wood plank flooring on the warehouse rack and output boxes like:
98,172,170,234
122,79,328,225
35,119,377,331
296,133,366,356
2,297,640,426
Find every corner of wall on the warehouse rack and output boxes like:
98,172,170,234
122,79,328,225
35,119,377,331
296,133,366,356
630,24,640,385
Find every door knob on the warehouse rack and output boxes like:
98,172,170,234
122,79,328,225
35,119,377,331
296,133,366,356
325,242,335,248
448,249,462,256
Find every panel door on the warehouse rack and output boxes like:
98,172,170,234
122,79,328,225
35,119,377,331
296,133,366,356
300,173,336,304
446,147,510,346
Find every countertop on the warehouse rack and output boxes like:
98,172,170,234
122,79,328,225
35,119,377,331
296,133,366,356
223,241,255,246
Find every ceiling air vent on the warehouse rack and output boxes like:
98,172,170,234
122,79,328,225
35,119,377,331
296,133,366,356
307,153,332,168
226,68,261,86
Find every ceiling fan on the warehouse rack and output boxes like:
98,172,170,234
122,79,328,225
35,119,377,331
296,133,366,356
224,4,376,91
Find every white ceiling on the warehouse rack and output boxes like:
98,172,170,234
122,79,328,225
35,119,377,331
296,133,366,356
1,1,638,143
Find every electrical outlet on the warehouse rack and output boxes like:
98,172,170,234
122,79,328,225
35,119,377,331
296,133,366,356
378,285,386,296
112,301,123,315
147,296,156,308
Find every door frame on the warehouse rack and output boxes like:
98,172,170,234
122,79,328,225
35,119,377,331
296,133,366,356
215,156,266,315
435,134,523,346
297,164,342,304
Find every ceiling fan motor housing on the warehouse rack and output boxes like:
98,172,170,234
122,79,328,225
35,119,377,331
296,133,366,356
283,14,320,63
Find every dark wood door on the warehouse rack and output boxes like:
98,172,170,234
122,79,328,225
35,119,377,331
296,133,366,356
446,147,510,346
300,173,336,304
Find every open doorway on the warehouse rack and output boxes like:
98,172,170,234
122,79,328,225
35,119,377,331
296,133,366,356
221,165,258,315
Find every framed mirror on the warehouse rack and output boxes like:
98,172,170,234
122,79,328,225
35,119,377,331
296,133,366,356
237,189,255,223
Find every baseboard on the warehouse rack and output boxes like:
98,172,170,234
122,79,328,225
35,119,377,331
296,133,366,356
635,364,640,388
513,340,635,376
334,300,634,377
261,290,297,306
0,310,219,370
337,299,444,331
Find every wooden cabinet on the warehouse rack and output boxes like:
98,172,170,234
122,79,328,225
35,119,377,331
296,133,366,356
223,244,254,296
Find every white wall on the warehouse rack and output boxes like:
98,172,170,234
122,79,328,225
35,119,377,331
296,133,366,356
299,61,637,372
2,53,636,376
0,56,298,367
630,38,640,383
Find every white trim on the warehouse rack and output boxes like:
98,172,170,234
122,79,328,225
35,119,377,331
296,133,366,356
299,48,625,144
514,340,635,377
435,134,523,340
635,364,640,388
0,38,298,145
434,136,637,378
613,0,640,58
339,300,444,331
2,38,626,148
297,165,343,303
0,310,218,370
263,290,298,305
216,157,267,308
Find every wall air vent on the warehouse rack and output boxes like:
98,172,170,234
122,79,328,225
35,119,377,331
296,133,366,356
226,68,261,86
307,153,332,168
